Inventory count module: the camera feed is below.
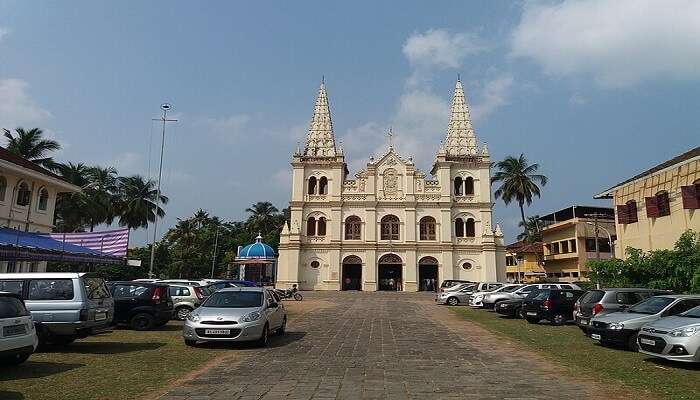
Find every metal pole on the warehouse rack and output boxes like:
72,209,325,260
148,104,177,278
210,225,220,279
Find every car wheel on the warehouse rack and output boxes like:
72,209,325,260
526,318,540,324
293,293,303,301
48,335,77,345
175,306,193,321
278,317,287,335
1,352,31,365
447,297,459,306
130,313,155,331
627,333,639,351
184,339,198,347
551,313,566,326
257,324,270,347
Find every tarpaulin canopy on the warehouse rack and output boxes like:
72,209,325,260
0,228,124,264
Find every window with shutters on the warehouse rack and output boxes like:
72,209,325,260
344,216,361,240
419,216,436,240
655,191,670,217
680,180,700,209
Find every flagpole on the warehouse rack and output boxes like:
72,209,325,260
148,103,177,278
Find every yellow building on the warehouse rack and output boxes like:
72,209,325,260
505,241,545,283
595,146,700,257
538,206,616,282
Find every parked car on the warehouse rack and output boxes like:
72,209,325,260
0,292,38,365
574,288,669,332
0,273,113,345
495,290,544,319
588,295,700,350
183,287,286,347
482,283,581,309
440,280,472,290
469,284,523,307
207,280,260,291
169,284,212,320
107,282,174,330
522,289,584,325
637,305,700,363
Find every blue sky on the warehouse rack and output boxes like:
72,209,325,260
1,0,699,245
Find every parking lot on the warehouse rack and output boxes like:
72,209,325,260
159,291,637,400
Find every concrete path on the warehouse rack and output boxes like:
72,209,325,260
158,291,638,400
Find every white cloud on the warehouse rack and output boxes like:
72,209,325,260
471,74,513,119
0,79,52,130
511,0,700,86
403,29,485,69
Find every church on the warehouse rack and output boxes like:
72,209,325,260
277,79,506,291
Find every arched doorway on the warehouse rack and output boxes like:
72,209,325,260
378,254,403,291
342,255,362,290
418,257,439,292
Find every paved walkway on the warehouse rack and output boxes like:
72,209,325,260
159,292,635,400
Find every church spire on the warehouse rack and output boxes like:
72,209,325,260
442,79,478,156
303,79,337,157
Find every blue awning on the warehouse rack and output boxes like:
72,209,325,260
0,228,124,264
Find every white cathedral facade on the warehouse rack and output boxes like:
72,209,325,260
277,79,506,291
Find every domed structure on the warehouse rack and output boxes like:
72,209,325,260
238,234,275,259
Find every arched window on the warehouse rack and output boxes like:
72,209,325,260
0,176,6,202
464,177,474,195
465,218,476,237
380,215,400,240
16,182,31,206
345,216,361,240
319,177,328,195
307,217,316,236
308,177,317,195
317,217,327,236
454,177,463,196
37,188,49,211
656,191,670,216
455,217,464,237
419,216,436,240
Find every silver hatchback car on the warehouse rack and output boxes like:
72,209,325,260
183,287,286,347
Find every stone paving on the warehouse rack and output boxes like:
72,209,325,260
158,291,633,400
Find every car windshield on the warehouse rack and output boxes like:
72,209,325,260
680,305,700,318
628,296,675,315
202,291,263,308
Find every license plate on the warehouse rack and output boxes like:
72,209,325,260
204,329,230,335
95,312,107,321
640,338,656,346
3,324,26,337
590,333,601,340
579,319,589,325
526,312,538,316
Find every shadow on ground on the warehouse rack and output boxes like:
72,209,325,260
40,341,166,354
0,361,84,381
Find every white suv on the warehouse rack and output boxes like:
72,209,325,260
0,292,38,365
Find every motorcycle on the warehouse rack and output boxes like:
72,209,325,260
275,286,303,301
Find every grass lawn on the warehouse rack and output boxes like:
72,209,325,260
0,322,226,400
451,306,700,400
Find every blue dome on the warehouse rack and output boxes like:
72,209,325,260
238,235,275,259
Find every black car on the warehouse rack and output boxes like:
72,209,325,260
495,290,543,318
106,282,174,330
523,289,584,325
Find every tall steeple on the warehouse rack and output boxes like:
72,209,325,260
303,79,337,157
442,78,478,156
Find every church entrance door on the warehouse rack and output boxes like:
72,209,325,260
378,254,403,291
342,256,362,291
418,257,439,292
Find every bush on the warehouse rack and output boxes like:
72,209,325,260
588,230,700,293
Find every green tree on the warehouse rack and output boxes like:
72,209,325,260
116,175,168,230
3,127,61,170
491,154,548,228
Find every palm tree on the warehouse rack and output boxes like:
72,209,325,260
491,154,548,228
116,175,169,230
3,127,61,170
517,215,542,243
245,201,279,235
